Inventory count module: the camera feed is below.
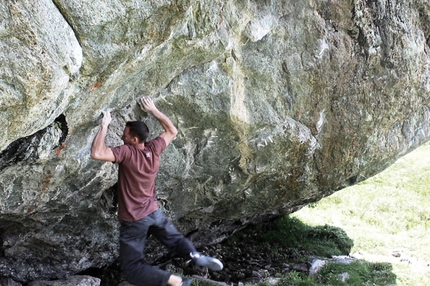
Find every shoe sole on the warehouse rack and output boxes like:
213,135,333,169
196,258,223,271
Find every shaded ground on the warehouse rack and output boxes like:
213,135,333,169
84,219,325,285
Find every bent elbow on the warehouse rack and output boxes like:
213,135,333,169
172,127,178,137
90,150,101,160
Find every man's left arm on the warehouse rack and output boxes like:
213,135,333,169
91,110,116,162
140,97,178,147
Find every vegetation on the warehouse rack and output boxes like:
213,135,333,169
194,143,430,286
291,143,430,285
261,216,354,257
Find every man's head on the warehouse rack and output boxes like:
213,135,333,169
122,121,150,145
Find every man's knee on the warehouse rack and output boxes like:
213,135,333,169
122,264,145,285
123,263,171,286
122,266,136,283
120,256,140,280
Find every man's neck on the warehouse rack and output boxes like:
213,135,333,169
127,142,145,150
135,143,145,150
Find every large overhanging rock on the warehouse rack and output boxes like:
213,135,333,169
1,0,430,282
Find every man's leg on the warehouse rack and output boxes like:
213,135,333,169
150,209,223,271
149,209,197,256
119,217,171,286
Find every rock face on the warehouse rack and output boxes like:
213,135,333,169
1,0,430,282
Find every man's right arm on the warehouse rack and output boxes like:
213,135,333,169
140,97,178,146
90,110,116,162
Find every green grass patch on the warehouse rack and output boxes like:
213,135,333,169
313,261,395,286
261,216,354,258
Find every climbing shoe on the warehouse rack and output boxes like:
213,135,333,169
190,252,223,271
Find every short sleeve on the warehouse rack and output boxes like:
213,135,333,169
111,145,131,164
146,136,167,155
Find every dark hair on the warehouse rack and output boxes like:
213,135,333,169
126,121,150,143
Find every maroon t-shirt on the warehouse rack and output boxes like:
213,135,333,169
111,136,166,221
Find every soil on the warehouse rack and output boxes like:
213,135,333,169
168,230,310,285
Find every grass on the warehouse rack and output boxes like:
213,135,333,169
260,216,354,257
290,142,430,285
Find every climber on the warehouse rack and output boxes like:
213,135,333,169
90,96,223,286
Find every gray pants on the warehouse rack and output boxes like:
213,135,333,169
119,209,196,286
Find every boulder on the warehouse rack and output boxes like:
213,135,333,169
27,275,100,286
1,0,430,282
0,278,22,286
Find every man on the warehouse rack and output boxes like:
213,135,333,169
91,97,223,286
